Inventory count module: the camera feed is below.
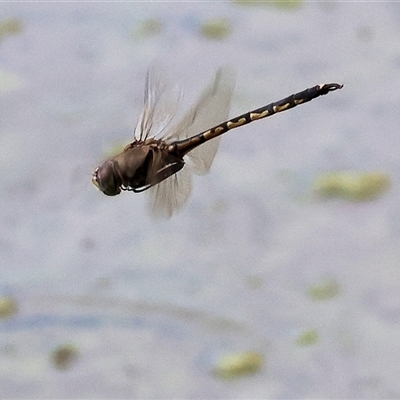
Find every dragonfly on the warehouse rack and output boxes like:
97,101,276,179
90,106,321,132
92,67,342,217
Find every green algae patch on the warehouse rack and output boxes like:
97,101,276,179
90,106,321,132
296,329,319,346
213,351,263,378
308,279,340,301
246,275,264,289
51,343,80,370
0,69,24,93
313,171,391,201
0,18,23,42
233,0,302,10
200,19,232,40
135,19,163,37
0,297,18,319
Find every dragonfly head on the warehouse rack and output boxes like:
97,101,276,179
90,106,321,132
92,160,122,196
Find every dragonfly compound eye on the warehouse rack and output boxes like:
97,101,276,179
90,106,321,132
92,161,121,196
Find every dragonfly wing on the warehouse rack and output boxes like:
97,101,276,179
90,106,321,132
134,65,182,141
147,166,193,218
140,67,234,217
164,67,236,175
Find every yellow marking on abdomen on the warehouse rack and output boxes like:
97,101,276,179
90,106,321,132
273,103,291,112
202,129,212,138
203,126,224,140
250,109,270,120
227,118,247,129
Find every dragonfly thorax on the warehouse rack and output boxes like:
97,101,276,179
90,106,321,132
93,142,186,196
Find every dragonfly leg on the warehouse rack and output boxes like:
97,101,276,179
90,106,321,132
132,160,184,193
150,160,184,186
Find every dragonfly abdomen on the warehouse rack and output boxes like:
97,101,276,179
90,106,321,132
174,82,342,157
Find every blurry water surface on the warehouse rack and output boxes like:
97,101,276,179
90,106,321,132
1,2,400,398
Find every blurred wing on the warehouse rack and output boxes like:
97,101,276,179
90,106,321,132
134,65,182,141
144,67,235,217
164,67,236,175
147,165,192,218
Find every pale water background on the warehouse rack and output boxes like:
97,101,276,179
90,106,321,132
1,1,400,398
